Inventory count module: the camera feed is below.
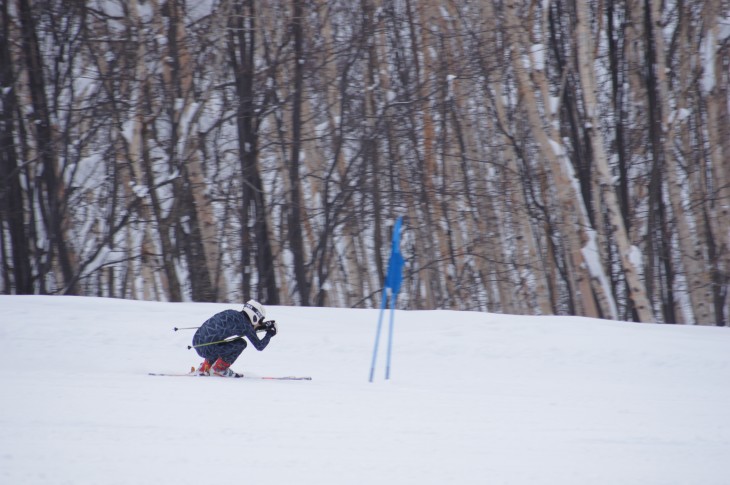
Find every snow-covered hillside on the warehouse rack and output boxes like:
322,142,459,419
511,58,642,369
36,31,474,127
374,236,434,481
2,296,729,484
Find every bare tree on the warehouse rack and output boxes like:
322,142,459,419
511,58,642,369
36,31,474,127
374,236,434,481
3,0,728,324
0,0,33,294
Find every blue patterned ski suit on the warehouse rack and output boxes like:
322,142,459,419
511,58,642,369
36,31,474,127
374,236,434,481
192,309,273,365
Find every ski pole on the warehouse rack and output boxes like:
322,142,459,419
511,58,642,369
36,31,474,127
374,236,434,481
187,335,244,350
179,323,269,333
385,292,398,380
369,288,389,382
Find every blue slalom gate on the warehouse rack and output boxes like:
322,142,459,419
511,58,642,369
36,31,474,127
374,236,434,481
369,217,405,382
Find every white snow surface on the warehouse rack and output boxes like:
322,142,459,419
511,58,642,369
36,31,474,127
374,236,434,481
2,296,729,485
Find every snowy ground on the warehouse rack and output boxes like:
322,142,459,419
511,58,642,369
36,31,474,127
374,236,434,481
1,296,729,485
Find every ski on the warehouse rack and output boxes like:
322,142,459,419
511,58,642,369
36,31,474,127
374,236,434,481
148,372,198,377
148,372,311,380
258,376,312,381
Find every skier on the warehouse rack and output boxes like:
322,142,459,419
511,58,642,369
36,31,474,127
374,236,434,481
192,299,278,377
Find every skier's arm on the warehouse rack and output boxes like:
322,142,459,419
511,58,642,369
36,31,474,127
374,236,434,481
246,326,274,351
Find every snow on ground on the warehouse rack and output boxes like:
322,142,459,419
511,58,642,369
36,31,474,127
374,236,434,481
1,295,729,485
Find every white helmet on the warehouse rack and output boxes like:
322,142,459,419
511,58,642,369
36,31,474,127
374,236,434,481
243,299,266,325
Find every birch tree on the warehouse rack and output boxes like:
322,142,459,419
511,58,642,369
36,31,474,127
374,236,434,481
575,0,653,321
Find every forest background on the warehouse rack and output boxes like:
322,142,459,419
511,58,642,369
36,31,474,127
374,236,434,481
1,0,729,324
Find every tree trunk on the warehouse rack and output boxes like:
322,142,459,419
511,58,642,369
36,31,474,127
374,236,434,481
0,1,33,293
645,0,714,323
702,3,730,325
575,0,653,322
17,0,77,294
229,0,278,304
505,0,602,318
288,0,311,305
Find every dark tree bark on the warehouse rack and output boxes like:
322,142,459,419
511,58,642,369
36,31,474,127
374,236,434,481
17,0,77,294
0,0,33,293
288,0,310,305
229,0,279,304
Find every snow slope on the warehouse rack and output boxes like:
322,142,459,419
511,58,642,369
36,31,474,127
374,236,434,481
2,296,729,485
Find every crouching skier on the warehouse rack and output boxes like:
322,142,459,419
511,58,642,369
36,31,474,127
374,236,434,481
192,299,278,378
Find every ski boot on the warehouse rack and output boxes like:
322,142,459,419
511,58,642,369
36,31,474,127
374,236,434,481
211,358,243,378
195,359,212,376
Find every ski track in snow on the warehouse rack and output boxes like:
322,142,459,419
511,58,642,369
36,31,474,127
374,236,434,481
1,296,729,485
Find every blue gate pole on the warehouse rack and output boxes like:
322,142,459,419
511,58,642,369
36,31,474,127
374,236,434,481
385,292,398,380
369,288,389,382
